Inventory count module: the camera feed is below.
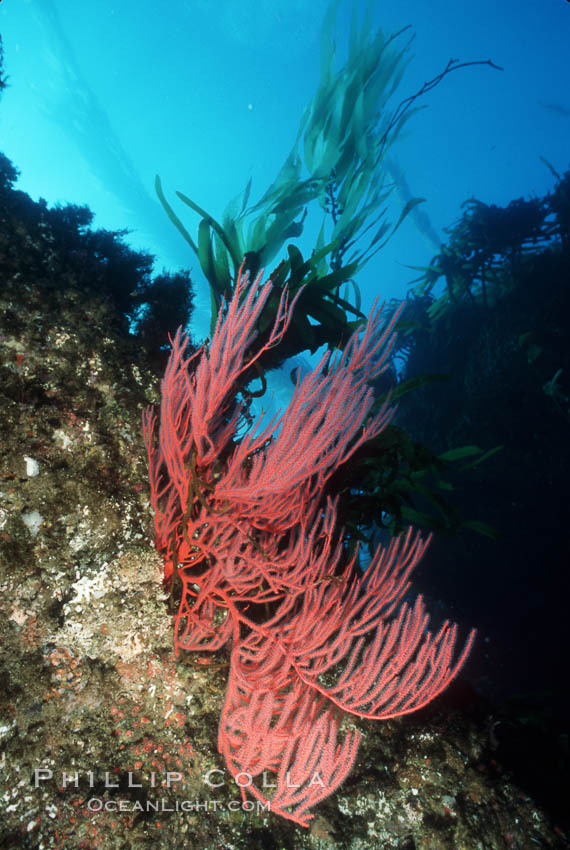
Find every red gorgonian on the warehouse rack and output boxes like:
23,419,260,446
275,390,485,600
143,266,475,826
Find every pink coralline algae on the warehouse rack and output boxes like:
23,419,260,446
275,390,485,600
143,267,475,827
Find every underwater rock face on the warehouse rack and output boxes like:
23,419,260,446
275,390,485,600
0,184,566,849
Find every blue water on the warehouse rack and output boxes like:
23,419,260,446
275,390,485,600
1,0,569,337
